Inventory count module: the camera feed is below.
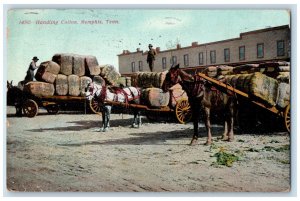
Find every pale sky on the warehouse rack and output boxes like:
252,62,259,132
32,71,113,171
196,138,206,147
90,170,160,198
6,9,290,82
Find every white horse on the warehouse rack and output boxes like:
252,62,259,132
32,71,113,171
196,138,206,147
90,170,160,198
85,82,142,132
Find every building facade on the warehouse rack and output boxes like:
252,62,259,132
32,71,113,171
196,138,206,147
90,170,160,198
118,25,290,74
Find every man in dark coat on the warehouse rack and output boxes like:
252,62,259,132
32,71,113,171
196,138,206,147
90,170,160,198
24,56,39,83
146,44,157,72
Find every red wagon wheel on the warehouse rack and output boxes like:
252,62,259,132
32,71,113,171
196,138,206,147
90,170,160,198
22,99,39,118
284,104,291,133
89,97,102,114
175,99,192,124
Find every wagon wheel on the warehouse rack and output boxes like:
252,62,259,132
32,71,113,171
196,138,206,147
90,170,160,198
89,97,102,114
22,99,39,118
284,104,291,133
175,99,192,124
46,104,59,114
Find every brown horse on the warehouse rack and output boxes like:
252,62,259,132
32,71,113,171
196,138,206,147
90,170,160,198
162,64,236,145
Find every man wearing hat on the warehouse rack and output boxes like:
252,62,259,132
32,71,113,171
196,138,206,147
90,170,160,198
146,44,157,72
24,56,40,84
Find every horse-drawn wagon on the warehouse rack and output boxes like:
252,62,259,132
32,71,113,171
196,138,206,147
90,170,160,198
197,72,291,133
88,83,192,124
6,83,94,118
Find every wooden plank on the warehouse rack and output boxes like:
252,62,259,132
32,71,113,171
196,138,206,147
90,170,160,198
35,95,86,101
104,100,172,112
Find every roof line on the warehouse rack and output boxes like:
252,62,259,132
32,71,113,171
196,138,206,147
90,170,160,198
117,24,290,56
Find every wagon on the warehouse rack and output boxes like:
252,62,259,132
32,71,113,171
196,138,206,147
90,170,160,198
198,73,291,133
89,90,192,124
20,86,192,124
21,94,92,118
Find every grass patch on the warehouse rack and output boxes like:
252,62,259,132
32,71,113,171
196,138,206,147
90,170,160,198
212,150,239,167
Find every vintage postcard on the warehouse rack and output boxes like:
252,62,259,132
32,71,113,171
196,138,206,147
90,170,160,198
5,8,291,193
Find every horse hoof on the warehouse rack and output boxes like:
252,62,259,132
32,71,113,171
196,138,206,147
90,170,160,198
131,124,138,128
205,141,212,146
189,139,198,146
228,138,234,142
222,137,229,141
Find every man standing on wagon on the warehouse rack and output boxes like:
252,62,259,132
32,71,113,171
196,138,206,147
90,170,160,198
146,44,157,72
24,56,40,84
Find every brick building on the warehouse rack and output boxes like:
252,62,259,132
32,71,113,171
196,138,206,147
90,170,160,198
118,25,290,74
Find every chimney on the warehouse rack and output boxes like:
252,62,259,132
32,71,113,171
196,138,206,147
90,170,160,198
123,50,126,54
177,44,181,49
191,42,198,47
156,47,160,52
136,48,140,52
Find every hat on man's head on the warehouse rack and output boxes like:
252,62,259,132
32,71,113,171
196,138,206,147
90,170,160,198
32,56,39,61
148,44,153,47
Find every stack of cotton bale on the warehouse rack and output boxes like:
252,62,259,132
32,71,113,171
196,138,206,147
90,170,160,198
132,71,167,88
256,62,290,108
224,72,290,108
26,53,109,97
51,53,94,96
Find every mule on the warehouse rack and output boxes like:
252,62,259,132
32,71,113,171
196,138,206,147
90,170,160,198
162,64,236,145
85,82,142,132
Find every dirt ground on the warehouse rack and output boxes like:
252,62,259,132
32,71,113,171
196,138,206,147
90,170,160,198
5,106,290,192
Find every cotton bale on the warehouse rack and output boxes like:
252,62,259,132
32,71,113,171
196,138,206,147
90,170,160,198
55,74,68,95
24,81,55,97
68,74,80,96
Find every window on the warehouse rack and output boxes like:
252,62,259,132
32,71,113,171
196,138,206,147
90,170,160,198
162,57,167,69
199,52,204,65
171,56,177,66
224,48,230,62
183,54,189,66
138,61,143,71
239,46,245,61
257,43,264,58
131,62,135,72
210,50,216,64
277,40,285,56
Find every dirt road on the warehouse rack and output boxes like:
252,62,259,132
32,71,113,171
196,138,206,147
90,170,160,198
6,106,290,192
